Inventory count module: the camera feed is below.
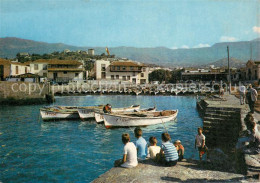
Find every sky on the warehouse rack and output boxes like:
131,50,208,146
0,0,260,49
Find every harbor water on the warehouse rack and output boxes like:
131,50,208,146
0,95,202,182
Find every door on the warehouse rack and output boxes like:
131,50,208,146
132,78,136,84
0,65,3,81
53,72,58,81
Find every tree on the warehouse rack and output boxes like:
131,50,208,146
149,69,172,83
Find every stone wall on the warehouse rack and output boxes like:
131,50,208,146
0,81,53,104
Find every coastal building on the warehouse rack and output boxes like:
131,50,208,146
181,68,227,81
245,60,260,81
88,49,95,56
0,59,30,80
95,59,149,84
30,59,84,83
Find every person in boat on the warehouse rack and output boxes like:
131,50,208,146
114,133,138,168
174,140,184,161
103,104,112,113
195,127,209,161
134,127,148,160
156,133,178,166
147,136,161,159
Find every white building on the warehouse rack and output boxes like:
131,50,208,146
88,49,95,56
95,60,149,84
10,62,30,76
30,59,84,83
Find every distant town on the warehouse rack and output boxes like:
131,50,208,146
0,47,259,86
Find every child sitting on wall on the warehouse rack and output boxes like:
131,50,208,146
174,140,184,161
147,136,161,159
114,133,138,168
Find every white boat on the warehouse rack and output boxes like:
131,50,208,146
40,106,80,121
102,110,178,128
94,106,154,123
77,105,104,120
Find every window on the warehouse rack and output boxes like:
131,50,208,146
43,65,47,70
64,71,67,74
132,72,136,76
111,75,115,80
25,67,27,73
112,66,115,70
117,66,120,70
122,66,126,71
127,76,130,80
34,64,38,70
101,72,106,79
143,67,146,72
116,75,119,79
75,73,79,77
141,73,144,77
122,76,126,81
130,66,134,71
16,66,19,74
138,67,142,71
101,64,106,71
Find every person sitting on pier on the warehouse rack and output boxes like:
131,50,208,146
195,127,209,161
147,136,161,159
156,133,178,166
103,104,112,113
114,133,138,168
174,140,184,161
134,127,147,160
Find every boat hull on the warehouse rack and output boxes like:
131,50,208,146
103,110,178,128
94,105,141,123
40,110,79,121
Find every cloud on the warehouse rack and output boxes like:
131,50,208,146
181,45,189,49
193,43,210,48
170,46,178,50
253,26,260,34
220,36,238,42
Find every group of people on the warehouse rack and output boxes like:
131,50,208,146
239,84,258,113
114,127,208,168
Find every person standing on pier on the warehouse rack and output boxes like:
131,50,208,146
239,84,246,105
247,84,258,114
195,127,208,161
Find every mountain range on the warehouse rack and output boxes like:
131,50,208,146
0,37,259,67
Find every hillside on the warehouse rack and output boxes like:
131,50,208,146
204,57,246,68
0,37,259,66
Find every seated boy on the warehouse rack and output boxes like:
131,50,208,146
157,133,178,166
114,133,138,168
147,136,161,159
134,127,147,160
174,140,184,161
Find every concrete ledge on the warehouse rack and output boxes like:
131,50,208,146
93,159,247,183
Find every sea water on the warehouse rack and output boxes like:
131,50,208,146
0,95,202,182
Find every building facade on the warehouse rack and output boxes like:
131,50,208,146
181,69,227,81
245,60,260,81
95,60,149,84
30,59,84,83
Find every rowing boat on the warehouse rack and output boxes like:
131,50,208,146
94,106,155,123
102,110,178,128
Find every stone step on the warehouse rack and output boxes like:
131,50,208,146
205,110,240,116
206,107,241,112
204,112,240,119
203,118,241,124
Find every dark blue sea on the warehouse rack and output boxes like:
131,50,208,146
0,95,202,182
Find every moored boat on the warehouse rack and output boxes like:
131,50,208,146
94,106,154,123
102,110,178,128
40,106,79,121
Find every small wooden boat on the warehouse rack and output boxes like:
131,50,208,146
102,110,178,128
40,106,79,121
94,106,155,123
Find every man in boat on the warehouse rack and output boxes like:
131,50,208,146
103,104,112,113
